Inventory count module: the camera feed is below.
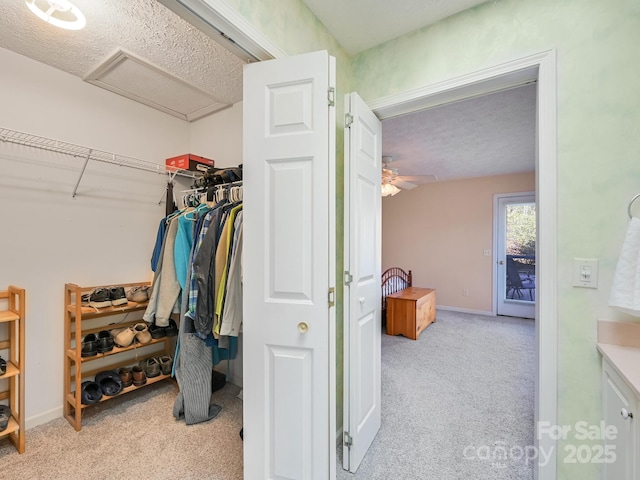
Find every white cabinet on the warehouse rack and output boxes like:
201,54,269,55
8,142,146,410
602,358,638,480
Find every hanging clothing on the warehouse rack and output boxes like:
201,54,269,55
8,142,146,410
144,215,181,327
151,217,167,272
172,244,221,425
220,211,243,336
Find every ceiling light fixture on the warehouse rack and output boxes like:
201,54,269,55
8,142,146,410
381,183,401,197
25,0,86,30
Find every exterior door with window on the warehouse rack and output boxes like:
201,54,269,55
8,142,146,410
496,193,536,319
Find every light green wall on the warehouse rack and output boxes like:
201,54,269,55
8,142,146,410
224,0,640,476
353,1,640,478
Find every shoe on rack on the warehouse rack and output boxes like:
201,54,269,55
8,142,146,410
165,318,178,337
81,293,91,307
118,367,133,388
95,370,123,396
89,288,112,308
149,322,166,339
158,355,173,376
134,323,152,344
114,326,136,348
109,286,128,307
0,356,6,376
140,357,161,378
81,333,98,357
80,381,103,405
131,366,147,386
126,285,149,303
0,405,11,432
97,330,114,353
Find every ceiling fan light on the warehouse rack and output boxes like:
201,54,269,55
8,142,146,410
381,183,401,197
26,0,86,30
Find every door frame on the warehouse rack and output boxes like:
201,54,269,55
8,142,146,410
169,5,558,478
494,192,536,319
369,50,557,480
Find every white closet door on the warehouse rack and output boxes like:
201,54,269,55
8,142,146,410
343,92,382,472
243,50,336,480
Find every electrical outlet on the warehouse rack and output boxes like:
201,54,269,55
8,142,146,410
483,249,491,256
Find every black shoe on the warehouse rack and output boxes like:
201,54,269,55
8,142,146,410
80,381,103,405
140,357,161,378
81,334,98,357
95,370,123,396
109,286,127,307
149,323,166,339
165,319,178,337
0,405,11,432
97,330,114,353
89,288,112,308
0,356,6,375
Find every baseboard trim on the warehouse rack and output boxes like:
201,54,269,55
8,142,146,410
436,305,495,316
26,406,63,430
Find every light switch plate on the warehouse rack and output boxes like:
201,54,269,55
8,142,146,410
573,258,599,288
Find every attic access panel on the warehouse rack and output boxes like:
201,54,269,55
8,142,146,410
84,49,229,122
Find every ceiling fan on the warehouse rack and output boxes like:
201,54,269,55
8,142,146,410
381,156,437,196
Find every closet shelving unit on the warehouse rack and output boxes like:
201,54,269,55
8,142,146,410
0,286,25,453
0,127,198,197
64,282,173,431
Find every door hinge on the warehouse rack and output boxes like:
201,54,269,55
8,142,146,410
344,271,353,285
328,287,335,307
344,432,353,447
345,113,353,128
328,87,335,107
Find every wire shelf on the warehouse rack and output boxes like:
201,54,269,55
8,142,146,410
0,127,198,179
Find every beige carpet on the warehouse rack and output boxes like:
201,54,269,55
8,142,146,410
0,380,244,480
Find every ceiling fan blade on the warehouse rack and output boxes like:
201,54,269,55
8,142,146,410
396,174,438,184
392,179,418,190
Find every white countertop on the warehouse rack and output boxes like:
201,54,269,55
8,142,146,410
598,342,640,399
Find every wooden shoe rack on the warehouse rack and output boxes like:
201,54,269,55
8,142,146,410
63,282,173,431
0,286,25,453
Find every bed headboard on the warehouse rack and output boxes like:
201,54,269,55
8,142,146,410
381,267,412,312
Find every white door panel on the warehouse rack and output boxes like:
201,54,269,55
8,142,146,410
243,50,336,480
343,92,382,472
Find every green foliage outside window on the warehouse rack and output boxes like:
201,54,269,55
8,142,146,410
506,204,536,256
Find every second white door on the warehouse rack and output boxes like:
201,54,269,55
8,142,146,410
343,92,382,473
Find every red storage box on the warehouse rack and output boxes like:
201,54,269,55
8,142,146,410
166,154,214,172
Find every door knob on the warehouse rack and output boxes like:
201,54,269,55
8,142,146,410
499,260,505,265
621,408,633,419
298,322,309,333
359,297,365,304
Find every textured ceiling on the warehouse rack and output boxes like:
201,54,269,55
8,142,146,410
0,1,534,182
382,83,537,183
302,0,490,55
0,0,244,120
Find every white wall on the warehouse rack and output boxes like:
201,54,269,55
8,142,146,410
0,47,192,427
190,102,243,168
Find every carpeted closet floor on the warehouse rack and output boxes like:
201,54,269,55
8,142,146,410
0,310,534,480
0,380,244,479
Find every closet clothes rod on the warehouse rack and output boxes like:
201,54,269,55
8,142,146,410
0,127,198,198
